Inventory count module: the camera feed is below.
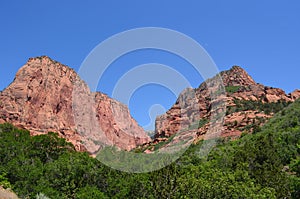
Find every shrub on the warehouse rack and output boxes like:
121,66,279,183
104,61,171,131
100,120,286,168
0,172,12,189
226,86,240,93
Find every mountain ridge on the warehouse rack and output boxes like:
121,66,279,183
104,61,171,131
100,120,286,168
141,65,300,152
1,56,299,154
0,56,151,153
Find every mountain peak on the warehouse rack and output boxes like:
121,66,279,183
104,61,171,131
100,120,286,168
221,65,256,86
28,55,56,61
23,56,73,72
155,65,299,145
26,55,59,66
0,57,150,152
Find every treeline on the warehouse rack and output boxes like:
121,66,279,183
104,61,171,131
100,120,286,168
0,99,300,198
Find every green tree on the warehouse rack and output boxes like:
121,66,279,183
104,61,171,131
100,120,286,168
75,186,108,199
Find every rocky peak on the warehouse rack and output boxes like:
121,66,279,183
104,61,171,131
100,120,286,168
154,65,299,147
220,65,256,87
0,56,151,153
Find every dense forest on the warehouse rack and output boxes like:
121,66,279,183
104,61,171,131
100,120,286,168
0,99,300,198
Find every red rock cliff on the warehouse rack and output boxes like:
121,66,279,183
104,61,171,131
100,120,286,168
155,66,299,141
0,56,151,153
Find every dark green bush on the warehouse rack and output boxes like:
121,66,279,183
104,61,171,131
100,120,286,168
225,85,241,93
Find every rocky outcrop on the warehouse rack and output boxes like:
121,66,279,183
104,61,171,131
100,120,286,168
0,187,19,199
291,89,300,100
155,66,299,143
220,65,256,86
0,56,150,153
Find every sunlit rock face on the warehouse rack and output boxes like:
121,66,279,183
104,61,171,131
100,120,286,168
155,66,299,142
0,56,151,153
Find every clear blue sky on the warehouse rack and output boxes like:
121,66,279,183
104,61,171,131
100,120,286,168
1,1,299,129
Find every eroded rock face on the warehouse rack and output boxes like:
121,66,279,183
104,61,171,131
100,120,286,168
220,65,256,86
155,66,299,141
0,56,150,152
291,89,300,100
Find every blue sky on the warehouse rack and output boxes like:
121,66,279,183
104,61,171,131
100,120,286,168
0,1,300,130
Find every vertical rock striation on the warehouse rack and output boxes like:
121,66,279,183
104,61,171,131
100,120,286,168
0,56,150,153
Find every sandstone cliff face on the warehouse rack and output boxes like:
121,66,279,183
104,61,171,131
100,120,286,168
155,66,299,143
0,56,150,152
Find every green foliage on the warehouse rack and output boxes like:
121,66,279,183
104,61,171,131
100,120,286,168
226,85,240,93
290,156,300,177
240,122,262,133
136,132,184,152
30,132,75,163
75,186,108,199
153,133,177,151
227,98,292,115
176,165,276,198
0,98,299,198
0,172,12,189
97,145,180,173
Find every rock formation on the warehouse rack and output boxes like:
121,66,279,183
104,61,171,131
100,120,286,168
1,59,298,154
0,186,19,199
0,56,150,153
155,66,299,144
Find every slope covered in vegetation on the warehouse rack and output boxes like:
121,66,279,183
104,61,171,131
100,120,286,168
0,99,300,198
